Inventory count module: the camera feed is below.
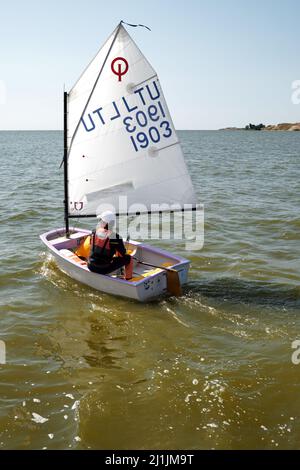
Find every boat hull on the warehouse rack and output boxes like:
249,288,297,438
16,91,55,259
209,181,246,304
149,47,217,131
40,228,190,302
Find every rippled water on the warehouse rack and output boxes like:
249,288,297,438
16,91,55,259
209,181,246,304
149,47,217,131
0,130,300,449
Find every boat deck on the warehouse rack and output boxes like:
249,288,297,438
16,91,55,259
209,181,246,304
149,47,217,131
40,227,190,300
48,230,177,283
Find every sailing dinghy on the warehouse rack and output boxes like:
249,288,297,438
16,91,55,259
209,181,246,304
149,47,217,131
40,22,198,302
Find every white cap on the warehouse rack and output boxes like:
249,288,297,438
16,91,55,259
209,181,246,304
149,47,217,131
96,210,116,227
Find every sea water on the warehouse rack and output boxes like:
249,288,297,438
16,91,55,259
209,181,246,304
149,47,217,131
0,130,299,449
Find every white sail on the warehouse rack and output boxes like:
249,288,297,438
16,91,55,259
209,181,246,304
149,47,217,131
67,23,197,216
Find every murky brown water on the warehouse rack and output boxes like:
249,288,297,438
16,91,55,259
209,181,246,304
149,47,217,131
1,130,300,449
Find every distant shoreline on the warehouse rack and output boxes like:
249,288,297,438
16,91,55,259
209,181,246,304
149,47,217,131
1,126,300,132
220,122,300,131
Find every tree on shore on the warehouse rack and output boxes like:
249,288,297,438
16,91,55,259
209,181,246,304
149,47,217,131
245,123,265,130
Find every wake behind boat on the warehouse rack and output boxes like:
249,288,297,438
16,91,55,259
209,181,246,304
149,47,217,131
40,21,198,301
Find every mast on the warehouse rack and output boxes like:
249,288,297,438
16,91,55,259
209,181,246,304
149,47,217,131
63,91,70,236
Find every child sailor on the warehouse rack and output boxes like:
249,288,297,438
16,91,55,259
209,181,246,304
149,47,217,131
88,210,133,280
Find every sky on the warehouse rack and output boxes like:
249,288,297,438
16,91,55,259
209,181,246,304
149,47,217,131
0,0,300,130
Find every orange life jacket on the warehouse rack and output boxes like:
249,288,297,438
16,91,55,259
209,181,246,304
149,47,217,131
91,228,111,262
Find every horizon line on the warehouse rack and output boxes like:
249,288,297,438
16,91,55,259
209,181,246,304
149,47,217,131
0,128,220,132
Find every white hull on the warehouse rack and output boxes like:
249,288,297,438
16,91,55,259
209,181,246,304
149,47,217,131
40,228,190,302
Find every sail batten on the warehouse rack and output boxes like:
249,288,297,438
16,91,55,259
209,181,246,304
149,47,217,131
67,24,197,217
134,74,158,88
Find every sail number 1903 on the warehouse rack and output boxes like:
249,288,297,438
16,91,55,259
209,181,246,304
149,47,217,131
123,101,173,152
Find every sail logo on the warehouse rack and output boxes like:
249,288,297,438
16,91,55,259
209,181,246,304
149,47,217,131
111,57,129,82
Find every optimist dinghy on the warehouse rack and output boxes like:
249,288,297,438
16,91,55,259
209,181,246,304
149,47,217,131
40,21,198,302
